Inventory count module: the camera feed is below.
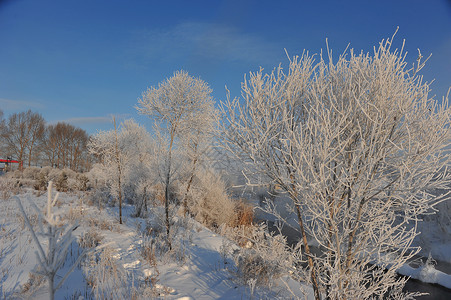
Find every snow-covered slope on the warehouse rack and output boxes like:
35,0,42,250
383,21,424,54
0,189,312,299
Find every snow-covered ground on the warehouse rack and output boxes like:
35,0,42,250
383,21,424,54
2,187,451,299
0,188,313,299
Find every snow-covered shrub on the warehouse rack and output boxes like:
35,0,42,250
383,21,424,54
4,169,33,188
0,176,20,199
46,168,62,183
39,166,53,177
6,166,89,192
87,215,115,231
131,181,166,218
84,247,128,299
86,163,108,190
79,228,104,248
185,169,236,228
21,270,46,297
62,168,76,179
65,203,85,223
151,183,165,206
223,223,298,288
75,173,90,191
233,200,254,227
141,236,158,267
54,171,68,192
22,167,41,180
11,169,23,179
34,171,48,191
88,185,110,209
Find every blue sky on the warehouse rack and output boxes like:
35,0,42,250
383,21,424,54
1,0,450,134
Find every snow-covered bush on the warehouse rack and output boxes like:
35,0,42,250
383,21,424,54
4,166,90,193
75,173,90,191
5,169,33,187
22,166,41,180
184,168,237,228
39,166,53,177
54,171,68,192
84,247,128,299
46,168,62,183
233,200,254,227
34,171,48,191
20,270,46,297
222,223,299,289
79,228,104,249
0,176,20,199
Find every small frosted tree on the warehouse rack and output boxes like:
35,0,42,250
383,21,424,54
88,118,153,223
221,34,451,299
15,181,87,300
136,70,216,249
180,100,217,215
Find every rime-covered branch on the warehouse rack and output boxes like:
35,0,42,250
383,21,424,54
220,33,451,299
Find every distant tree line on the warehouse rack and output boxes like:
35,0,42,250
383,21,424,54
0,109,91,171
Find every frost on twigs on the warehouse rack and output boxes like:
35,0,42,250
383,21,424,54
221,31,451,299
136,70,217,249
15,181,89,300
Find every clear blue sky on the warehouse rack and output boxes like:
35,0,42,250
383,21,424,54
1,0,450,134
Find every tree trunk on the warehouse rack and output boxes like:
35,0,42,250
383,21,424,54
143,186,148,213
114,118,122,224
288,170,321,300
165,165,172,250
295,203,321,300
49,275,55,300
28,145,33,167
164,130,176,250
183,166,196,215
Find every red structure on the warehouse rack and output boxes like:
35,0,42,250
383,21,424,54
0,158,23,171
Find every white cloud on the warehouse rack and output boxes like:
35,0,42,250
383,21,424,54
59,116,112,125
53,114,131,126
131,22,281,65
0,98,44,111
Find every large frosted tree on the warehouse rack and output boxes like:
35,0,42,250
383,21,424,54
136,70,216,249
221,35,451,299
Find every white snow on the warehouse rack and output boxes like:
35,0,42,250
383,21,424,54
0,188,311,299
398,263,451,289
2,187,451,299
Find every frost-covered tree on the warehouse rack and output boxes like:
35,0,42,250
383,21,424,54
136,70,216,249
180,101,217,215
15,181,88,300
88,118,154,223
119,119,155,217
221,34,451,299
